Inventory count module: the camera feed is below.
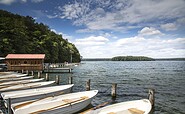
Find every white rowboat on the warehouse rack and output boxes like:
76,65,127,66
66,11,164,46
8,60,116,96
82,99,152,114
0,73,27,79
0,72,16,75
1,84,74,107
0,78,44,86
12,90,98,114
0,81,55,92
0,76,33,82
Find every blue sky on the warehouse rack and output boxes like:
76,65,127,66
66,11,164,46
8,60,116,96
0,0,185,58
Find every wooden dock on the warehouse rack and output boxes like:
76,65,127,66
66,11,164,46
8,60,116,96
43,63,79,73
44,67,73,73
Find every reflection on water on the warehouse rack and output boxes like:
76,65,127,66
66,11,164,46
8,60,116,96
45,61,185,114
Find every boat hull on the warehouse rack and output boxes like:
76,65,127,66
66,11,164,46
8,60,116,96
42,97,93,114
0,78,44,86
0,81,55,92
2,84,74,107
0,76,33,82
0,73,27,79
12,90,98,114
83,99,152,114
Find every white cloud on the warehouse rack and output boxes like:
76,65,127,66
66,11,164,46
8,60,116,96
72,35,185,58
58,0,185,32
138,27,164,36
75,36,109,46
47,15,58,19
21,0,27,3
0,0,16,5
161,23,177,31
31,0,44,3
0,0,44,4
177,18,185,25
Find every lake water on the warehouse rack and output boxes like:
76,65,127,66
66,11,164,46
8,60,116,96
48,61,185,114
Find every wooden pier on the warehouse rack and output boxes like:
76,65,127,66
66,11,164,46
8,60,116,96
44,67,72,73
43,63,79,73
0,71,155,114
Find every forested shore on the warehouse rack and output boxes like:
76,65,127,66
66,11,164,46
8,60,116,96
0,10,81,63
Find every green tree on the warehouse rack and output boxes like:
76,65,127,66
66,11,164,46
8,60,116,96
0,10,81,63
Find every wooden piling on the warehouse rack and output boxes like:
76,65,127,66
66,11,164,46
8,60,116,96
148,88,155,108
8,98,12,114
86,79,91,91
69,69,72,73
68,76,73,84
31,71,34,76
38,71,41,78
55,75,60,85
45,73,49,81
26,70,29,75
22,69,24,74
111,83,117,98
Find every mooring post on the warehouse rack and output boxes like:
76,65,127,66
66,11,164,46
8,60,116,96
22,69,24,74
38,71,41,78
111,83,117,98
69,68,72,73
86,79,91,91
31,71,34,76
8,98,12,114
26,70,29,75
148,88,155,108
55,75,60,85
68,76,73,84
45,73,49,81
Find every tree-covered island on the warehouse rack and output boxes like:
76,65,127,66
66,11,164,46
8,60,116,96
112,56,154,61
0,10,81,63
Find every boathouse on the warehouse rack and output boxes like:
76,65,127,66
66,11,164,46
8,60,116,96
5,54,45,71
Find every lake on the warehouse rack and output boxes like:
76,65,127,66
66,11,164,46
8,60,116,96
48,61,185,114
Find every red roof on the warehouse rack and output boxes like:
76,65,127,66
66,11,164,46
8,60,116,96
5,54,45,59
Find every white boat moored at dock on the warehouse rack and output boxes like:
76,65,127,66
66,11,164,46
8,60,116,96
0,76,33,82
0,81,55,92
0,78,44,86
12,90,98,114
1,84,74,106
0,73,27,79
81,99,152,114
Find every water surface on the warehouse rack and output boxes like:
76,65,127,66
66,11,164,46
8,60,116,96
48,61,185,114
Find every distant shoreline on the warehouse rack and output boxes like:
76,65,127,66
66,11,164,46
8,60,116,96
82,58,185,61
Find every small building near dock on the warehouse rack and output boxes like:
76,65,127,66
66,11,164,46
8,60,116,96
5,54,45,71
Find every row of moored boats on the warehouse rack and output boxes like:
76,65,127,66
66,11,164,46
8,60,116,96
0,72,152,114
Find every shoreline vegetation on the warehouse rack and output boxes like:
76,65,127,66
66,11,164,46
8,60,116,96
112,56,154,61
82,56,185,61
0,10,81,63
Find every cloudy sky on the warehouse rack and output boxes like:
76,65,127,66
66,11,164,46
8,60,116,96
1,0,185,58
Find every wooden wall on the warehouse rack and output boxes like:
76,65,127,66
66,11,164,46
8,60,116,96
6,59,44,71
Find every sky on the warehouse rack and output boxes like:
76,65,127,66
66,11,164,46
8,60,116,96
0,0,185,58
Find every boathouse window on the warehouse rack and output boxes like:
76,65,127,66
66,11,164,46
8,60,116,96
24,61,27,64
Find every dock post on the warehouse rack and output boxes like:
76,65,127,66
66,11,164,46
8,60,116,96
31,71,34,76
86,79,91,91
68,76,73,84
8,98,12,114
69,68,72,73
22,69,24,73
148,88,155,108
111,83,117,98
26,70,29,75
38,71,41,78
55,75,60,85
45,73,49,81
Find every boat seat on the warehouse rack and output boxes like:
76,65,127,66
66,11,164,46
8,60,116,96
128,108,145,114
